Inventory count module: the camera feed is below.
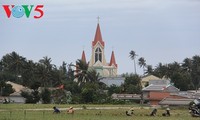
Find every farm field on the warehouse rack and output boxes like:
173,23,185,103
0,104,197,120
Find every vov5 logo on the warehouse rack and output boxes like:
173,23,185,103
3,5,44,19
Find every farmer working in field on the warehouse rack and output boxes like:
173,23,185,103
150,108,157,116
162,108,170,116
126,108,134,116
53,106,60,114
67,106,74,114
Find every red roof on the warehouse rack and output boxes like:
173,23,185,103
109,51,118,67
81,50,86,63
92,23,105,47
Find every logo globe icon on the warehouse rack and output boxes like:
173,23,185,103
12,6,25,18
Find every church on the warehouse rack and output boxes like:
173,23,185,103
81,22,118,77
79,21,124,86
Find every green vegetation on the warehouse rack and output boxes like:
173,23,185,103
129,50,200,91
0,104,197,120
0,51,200,104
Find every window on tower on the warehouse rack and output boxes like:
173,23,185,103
95,47,102,63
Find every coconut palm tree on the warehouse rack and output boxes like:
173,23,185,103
191,55,200,91
145,65,153,75
39,56,53,71
75,59,89,86
138,57,146,75
1,51,26,83
129,50,138,74
75,59,101,86
87,69,100,84
182,58,192,73
36,56,54,87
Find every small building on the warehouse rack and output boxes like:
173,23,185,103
141,75,162,88
9,91,25,103
142,80,179,105
6,81,29,104
112,93,141,100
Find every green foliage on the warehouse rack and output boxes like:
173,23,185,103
1,51,200,104
107,84,121,96
0,81,14,96
21,90,40,103
0,105,195,120
124,74,142,94
41,88,51,104
170,72,191,91
81,83,98,103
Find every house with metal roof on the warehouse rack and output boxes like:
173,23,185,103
141,75,162,88
6,81,30,103
142,80,180,105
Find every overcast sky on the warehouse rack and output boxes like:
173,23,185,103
1,0,200,75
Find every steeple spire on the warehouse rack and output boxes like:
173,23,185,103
92,22,105,47
81,50,86,63
109,51,118,67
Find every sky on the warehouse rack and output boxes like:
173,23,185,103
1,0,200,75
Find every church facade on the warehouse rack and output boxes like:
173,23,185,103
81,23,118,77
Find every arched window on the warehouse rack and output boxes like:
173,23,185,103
95,47,102,62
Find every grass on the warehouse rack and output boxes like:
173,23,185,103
0,104,198,120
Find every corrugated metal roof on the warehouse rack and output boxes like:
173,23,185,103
142,84,166,91
159,97,194,105
142,84,179,92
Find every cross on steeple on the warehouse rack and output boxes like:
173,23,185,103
97,16,100,23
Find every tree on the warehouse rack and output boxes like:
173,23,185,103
0,81,14,96
191,55,200,91
107,84,121,96
124,74,142,94
37,56,54,87
21,90,40,103
1,52,26,84
168,62,181,77
182,58,192,73
41,88,51,104
75,59,89,86
153,63,168,78
129,50,138,74
21,60,37,87
21,81,41,103
81,83,99,103
138,57,146,75
170,72,191,91
87,69,100,84
145,65,153,75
